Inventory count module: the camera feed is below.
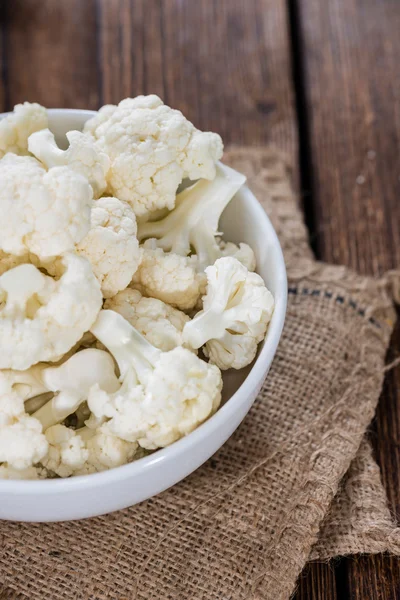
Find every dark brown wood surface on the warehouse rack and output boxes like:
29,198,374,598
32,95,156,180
0,1,399,598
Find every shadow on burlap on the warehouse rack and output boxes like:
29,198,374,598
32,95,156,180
0,148,399,600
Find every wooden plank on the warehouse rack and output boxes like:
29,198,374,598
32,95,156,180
374,310,400,521
0,3,8,113
97,0,298,162
2,0,99,109
295,563,338,600
298,0,400,597
348,556,400,600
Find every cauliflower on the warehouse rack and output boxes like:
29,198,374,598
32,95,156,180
88,310,222,449
83,95,223,218
42,424,89,478
138,162,246,269
0,102,47,158
0,97,271,480
131,243,205,310
0,368,48,470
218,240,256,272
42,425,138,477
78,426,138,474
0,154,92,259
0,254,102,370
28,129,110,198
104,288,191,352
183,257,274,370
76,197,140,298
0,415,48,470
32,348,120,430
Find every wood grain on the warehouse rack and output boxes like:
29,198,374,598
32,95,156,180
347,556,400,600
298,0,400,597
0,0,99,110
295,563,338,600
96,0,298,163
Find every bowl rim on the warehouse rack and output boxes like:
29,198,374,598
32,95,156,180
0,108,287,494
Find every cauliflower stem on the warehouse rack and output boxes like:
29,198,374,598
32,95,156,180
138,163,246,269
91,310,164,384
89,310,222,449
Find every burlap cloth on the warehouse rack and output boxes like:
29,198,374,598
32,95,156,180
1,148,399,600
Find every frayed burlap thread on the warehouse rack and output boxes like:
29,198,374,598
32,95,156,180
311,438,400,560
0,148,398,600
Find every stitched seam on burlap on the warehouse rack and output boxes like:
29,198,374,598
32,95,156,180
288,286,382,328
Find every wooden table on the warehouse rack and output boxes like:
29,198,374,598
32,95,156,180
1,1,399,597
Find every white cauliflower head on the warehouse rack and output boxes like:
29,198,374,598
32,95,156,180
0,154,92,259
80,427,138,473
0,367,48,470
104,287,191,352
42,424,89,478
83,95,223,218
89,310,222,449
132,243,205,310
183,257,274,370
0,415,48,470
28,129,110,198
218,240,256,271
0,253,102,370
77,197,140,298
0,102,48,158
41,425,138,477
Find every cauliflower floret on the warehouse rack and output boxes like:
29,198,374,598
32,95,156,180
104,288,191,352
219,240,256,271
137,163,246,269
183,257,274,370
0,367,48,470
77,197,140,298
0,415,48,470
79,427,138,473
84,95,223,218
0,102,48,158
42,424,89,478
0,154,92,259
28,129,110,198
89,310,222,449
132,244,205,310
41,425,137,477
0,253,102,370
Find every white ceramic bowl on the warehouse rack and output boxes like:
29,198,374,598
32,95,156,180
0,109,287,522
